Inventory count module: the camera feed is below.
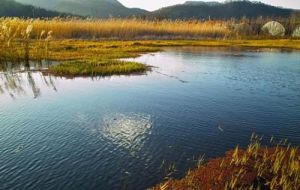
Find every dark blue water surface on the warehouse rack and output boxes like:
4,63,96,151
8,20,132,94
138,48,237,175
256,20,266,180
0,47,300,190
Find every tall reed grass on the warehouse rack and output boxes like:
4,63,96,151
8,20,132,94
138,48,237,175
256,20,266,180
0,19,53,64
1,17,299,40
0,18,231,39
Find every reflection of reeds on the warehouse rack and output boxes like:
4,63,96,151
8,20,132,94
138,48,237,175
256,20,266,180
153,134,300,190
0,65,57,99
0,73,25,97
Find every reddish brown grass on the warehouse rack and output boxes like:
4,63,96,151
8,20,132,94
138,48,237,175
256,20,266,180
152,137,300,190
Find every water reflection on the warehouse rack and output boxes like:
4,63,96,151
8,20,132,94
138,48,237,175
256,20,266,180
0,61,57,99
101,113,153,156
0,60,54,73
164,46,296,55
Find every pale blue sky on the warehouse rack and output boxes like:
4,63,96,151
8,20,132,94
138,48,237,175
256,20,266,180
120,0,300,11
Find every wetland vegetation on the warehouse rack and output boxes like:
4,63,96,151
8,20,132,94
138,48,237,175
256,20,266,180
1,18,300,77
153,135,300,190
1,16,300,190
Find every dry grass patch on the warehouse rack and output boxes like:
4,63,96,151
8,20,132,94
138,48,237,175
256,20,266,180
152,135,300,190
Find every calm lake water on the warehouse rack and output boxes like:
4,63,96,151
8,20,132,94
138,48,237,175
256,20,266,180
1,47,300,190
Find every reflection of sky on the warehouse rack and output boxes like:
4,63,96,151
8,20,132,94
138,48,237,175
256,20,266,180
100,113,153,156
124,51,188,77
72,112,154,157
124,47,251,83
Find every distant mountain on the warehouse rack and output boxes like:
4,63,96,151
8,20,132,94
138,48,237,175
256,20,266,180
0,0,69,18
149,1,299,19
14,0,62,9
15,0,148,18
6,0,300,19
184,1,221,6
